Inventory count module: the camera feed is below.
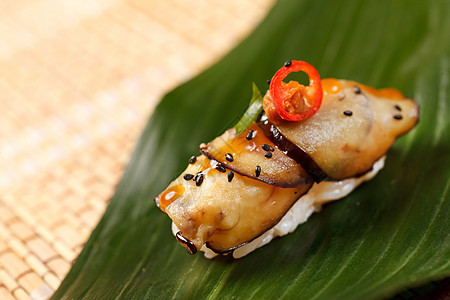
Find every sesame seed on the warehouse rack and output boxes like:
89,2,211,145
393,114,403,120
225,153,234,162
189,156,197,164
284,60,292,67
216,165,226,173
265,152,273,158
262,144,274,152
267,79,271,85
394,105,402,111
343,110,353,116
339,93,346,100
195,173,204,186
183,174,194,180
353,86,361,94
246,130,254,141
228,171,234,182
255,166,261,177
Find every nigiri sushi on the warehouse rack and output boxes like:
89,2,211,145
155,60,419,258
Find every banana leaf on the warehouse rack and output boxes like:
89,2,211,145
53,0,450,299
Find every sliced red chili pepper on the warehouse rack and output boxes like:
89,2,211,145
269,60,323,121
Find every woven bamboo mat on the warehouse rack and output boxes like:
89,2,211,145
0,1,274,299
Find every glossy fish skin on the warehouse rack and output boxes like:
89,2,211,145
273,80,419,179
201,123,313,188
155,155,312,253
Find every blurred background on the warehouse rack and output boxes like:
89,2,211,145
0,1,274,298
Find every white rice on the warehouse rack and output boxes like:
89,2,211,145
172,156,385,259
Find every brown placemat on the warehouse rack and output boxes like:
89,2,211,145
0,1,274,298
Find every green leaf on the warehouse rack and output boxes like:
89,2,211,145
53,0,450,299
234,82,263,136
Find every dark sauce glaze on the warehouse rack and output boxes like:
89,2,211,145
256,113,327,182
176,231,197,254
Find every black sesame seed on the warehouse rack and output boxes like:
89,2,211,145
183,173,194,180
267,79,271,85
393,114,403,120
394,105,402,111
195,173,204,186
284,60,292,67
227,171,234,182
246,130,254,141
262,144,274,152
216,165,226,173
343,110,353,116
265,151,273,158
225,153,234,162
189,156,197,164
353,86,361,94
255,166,261,177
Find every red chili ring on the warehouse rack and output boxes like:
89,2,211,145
269,60,323,121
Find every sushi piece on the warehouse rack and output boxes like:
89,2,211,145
155,60,419,258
